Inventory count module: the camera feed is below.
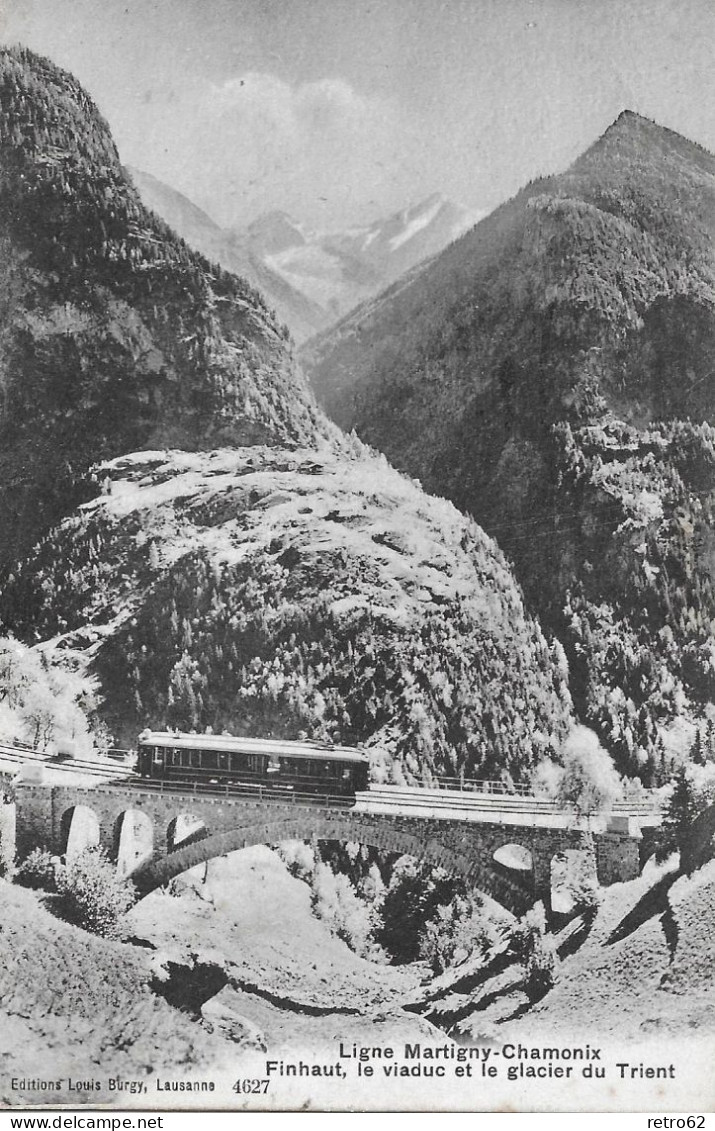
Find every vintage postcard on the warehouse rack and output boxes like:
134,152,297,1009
0,0,713,1115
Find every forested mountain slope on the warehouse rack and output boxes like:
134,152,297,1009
0,47,573,780
303,112,715,776
128,168,330,344
0,47,326,569
0,445,572,776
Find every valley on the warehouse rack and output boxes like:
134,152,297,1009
130,169,478,342
0,30,713,1115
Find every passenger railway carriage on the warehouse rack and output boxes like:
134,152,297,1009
137,730,370,797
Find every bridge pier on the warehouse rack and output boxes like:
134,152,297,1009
594,825,641,885
14,781,56,860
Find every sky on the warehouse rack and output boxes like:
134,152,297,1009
1,0,713,231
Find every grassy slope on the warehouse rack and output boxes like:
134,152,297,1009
126,846,433,1049
0,882,225,1104
402,857,715,1051
519,860,715,1039
0,850,435,1101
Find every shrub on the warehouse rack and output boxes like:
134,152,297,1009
376,858,456,963
0,635,99,756
15,846,57,890
418,897,498,974
554,726,622,818
568,875,602,919
56,848,135,937
376,857,504,971
275,840,316,883
310,861,384,959
509,904,558,1000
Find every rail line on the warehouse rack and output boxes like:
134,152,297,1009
363,785,661,816
0,743,662,818
0,742,135,781
72,774,661,823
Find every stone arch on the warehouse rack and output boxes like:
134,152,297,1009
491,841,535,905
549,848,598,914
493,843,534,873
114,809,154,878
166,812,209,853
60,805,100,861
128,815,535,914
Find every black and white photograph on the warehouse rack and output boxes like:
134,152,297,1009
0,0,713,1114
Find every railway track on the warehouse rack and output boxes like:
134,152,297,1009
359,785,661,817
0,744,661,819
0,743,136,781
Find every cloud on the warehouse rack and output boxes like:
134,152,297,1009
135,71,405,228
209,72,373,134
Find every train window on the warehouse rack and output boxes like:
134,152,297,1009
153,748,164,764
218,752,229,770
203,751,218,770
191,750,202,768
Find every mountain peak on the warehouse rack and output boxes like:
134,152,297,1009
603,108,674,140
580,109,667,154
245,210,308,254
576,108,715,174
612,108,649,127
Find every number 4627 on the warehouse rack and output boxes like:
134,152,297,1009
233,1078,270,1094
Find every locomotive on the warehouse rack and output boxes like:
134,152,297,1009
137,730,370,797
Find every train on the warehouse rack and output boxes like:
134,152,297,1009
136,730,371,797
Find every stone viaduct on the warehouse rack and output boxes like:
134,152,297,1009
14,782,645,916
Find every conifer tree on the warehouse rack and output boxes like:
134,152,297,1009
656,766,701,862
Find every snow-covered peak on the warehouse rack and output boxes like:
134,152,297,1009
245,210,310,255
387,194,451,251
